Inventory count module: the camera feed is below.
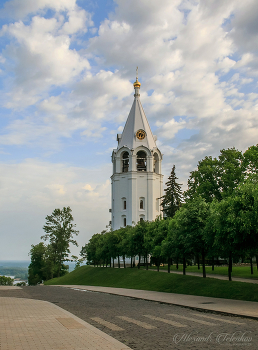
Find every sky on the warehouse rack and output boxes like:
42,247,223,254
0,0,258,260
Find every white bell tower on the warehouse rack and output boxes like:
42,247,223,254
110,72,163,230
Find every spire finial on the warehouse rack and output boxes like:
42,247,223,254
133,67,141,96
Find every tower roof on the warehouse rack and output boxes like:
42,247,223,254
117,76,157,151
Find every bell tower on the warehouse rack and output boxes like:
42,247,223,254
111,72,163,230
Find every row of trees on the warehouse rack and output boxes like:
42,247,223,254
28,207,78,285
82,145,258,281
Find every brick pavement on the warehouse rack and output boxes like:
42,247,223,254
0,294,130,350
57,285,258,319
1,286,258,350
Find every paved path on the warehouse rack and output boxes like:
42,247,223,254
1,285,257,350
57,285,258,319
0,287,130,350
148,268,258,284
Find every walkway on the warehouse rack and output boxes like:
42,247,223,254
148,268,258,284
0,286,130,350
56,285,258,319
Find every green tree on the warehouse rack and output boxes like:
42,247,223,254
129,221,146,269
41,207,79,277
147,218,169,271
243,144,258,180
28,242,46,285
0,276,14,286
161,165,183,218
182,197,210,278
81,233,101,266
168,211,192,275
186,148,244,202
186,156,221,202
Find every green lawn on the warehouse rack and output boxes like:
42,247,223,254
44,265,258,302
149,264,258,279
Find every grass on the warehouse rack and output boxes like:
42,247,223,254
44,265,258,302
149,264,258,279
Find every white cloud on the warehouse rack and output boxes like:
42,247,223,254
1,0,258,259
0,158,111,259
1,0,77,19
1,8,91,108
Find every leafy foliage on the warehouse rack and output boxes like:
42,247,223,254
28,207,78,284
0,276,14,285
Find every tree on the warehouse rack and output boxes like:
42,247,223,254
186,148,244,202
147,218,169,271
186,156,221,202
28,242,47,285
41,207,79,277
129,220,146,269
81,233,101,266
181,197,210,278
243,144,258,180
0,276,14,286
161,165,183,218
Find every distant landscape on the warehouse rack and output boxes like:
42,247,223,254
0,260,77,280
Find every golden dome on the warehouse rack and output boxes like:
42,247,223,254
133,78,141,88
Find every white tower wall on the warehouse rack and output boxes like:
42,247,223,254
111,77,163,230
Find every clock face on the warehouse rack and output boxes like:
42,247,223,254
136,129,146,140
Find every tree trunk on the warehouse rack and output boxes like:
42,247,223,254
131,256,133,268
123,255,126,269
212,256,214,271
168,257,171,273
228,252,232,281
250,257,253,274
138,254,141,269
197,254,200,269
202,250,206,278
176,258,178,270
183,257,186,275
118,256,120,268
112,258,114,268
256,255,258,270
146,254,148,270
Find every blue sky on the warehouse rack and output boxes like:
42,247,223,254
0,0,258,260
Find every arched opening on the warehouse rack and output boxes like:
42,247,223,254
122,151,129,172
139,197,145,210
139,215,145,222
153,153,160,174
136,151,147,171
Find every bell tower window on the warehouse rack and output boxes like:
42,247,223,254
136,151,147,171
124,200,126,210
124,217,126,227
122,152,129,172
139,197,145,210
153,153,159,174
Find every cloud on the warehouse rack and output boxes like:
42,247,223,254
1,0,77,19
0,158,111,259
1,0,258,260
0,8,91,108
